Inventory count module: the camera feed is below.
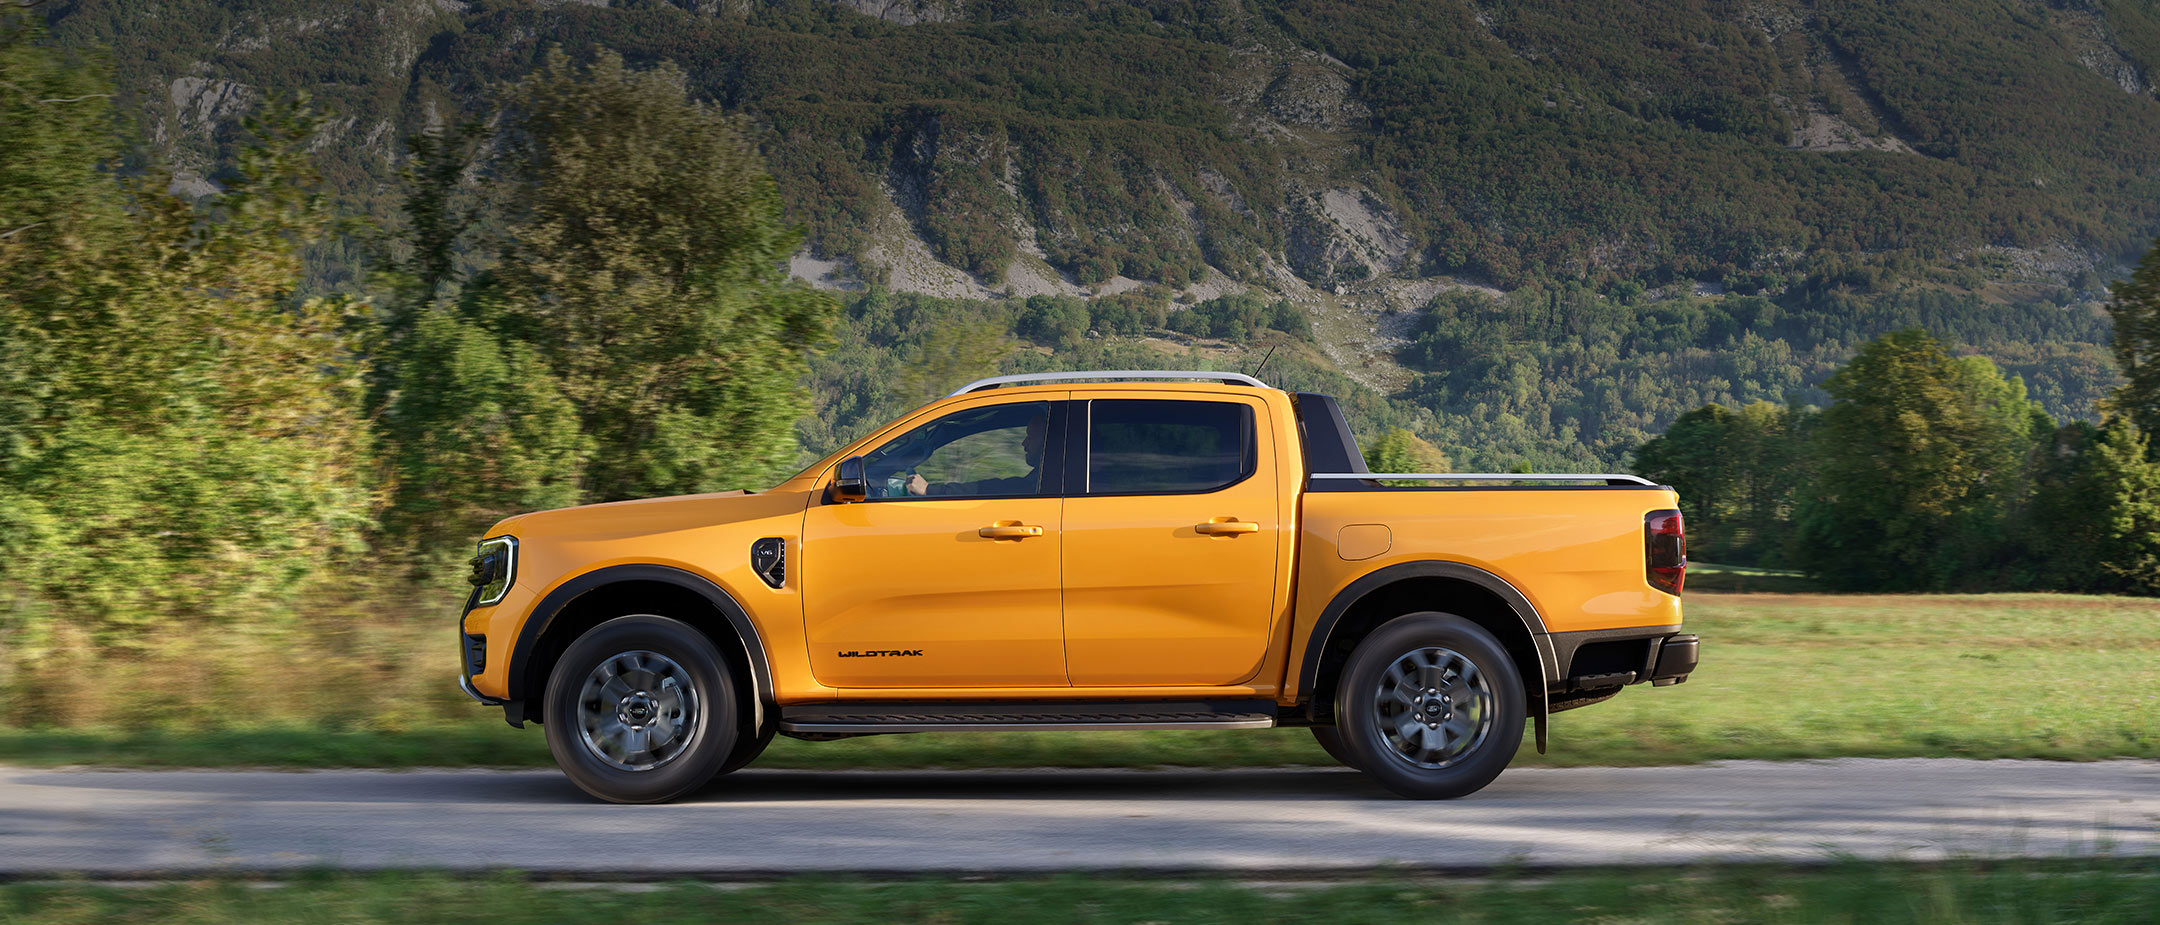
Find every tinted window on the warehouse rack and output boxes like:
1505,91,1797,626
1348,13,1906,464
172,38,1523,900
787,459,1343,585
861,402,1053,499
1087,400,1255,494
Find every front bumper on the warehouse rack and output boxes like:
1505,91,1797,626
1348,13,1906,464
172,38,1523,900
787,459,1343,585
457,626,505,705
458,671,504,706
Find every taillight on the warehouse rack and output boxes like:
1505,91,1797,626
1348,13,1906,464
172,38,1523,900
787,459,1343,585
1645,509,1685,595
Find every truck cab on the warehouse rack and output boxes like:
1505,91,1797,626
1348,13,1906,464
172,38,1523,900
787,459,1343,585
457,371,1698,802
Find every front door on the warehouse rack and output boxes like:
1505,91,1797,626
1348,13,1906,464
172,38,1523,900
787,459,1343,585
801,397,1071,688
1061,393,1283,686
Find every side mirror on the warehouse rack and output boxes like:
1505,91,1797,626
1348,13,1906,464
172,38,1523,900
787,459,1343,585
830,455,868,503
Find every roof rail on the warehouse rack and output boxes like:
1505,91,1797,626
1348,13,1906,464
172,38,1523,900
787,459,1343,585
946,370,1269,397
1310,472,1658,486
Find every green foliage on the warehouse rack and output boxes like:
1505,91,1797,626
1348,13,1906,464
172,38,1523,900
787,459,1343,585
1260,0,2160,285
1403,280,2114,471
1361,427,1450,487
2025,423,2160,596
2107,236,2160,444
1166,293,1312,343
374,309,587,555
1015,294,1091,351
487,49,836,501
1791,330,2048,590
1633,402,1805,567
801,286,1410,458
1,20,377,649
373,49,838,521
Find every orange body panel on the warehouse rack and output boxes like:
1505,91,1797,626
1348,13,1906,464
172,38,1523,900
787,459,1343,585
462,382,1681,710
1059,387,1293,686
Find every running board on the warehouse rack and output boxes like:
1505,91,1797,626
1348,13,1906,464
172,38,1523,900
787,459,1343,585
778,700,1279,734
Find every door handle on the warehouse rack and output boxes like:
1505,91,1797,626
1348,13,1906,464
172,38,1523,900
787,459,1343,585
1194,520,1260,535
978,524,1044,539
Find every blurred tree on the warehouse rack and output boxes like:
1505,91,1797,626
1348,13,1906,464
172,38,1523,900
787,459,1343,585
1793,329,2048,590
1,13,376,649
481,49,835,502
371,122,588,556
375,49,837,520
1363,427,1451,476
2106,236,2160,451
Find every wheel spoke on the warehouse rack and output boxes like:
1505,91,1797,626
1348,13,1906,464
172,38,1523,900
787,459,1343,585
576,648,699,772
1370,644,1497,770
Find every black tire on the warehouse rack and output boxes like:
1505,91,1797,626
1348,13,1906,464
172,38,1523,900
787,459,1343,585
1336,611,1525,799
543,615,739,804
719,716,776,775
1310,724,1361,770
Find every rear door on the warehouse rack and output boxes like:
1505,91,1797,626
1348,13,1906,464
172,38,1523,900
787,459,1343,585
1060,392,1283,686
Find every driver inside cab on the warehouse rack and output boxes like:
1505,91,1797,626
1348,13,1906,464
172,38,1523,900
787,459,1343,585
905,410,1048,497
859,400,1054,499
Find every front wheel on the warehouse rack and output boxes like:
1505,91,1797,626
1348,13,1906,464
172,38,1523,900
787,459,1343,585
1336,612,1525,799
1310,724,1361,770
543,615,739,804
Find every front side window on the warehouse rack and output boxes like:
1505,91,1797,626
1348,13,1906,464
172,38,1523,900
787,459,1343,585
860,401,1053,499
1087,399,1256,495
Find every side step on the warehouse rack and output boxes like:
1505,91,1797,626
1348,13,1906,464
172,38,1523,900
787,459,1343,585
779,700,1278,734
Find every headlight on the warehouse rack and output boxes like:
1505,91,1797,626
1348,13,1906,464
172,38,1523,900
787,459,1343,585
469,536,517,606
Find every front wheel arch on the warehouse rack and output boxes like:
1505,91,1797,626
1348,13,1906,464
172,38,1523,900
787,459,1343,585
510,566,772,736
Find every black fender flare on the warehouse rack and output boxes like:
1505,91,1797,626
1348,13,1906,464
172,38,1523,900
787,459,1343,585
504,564,774,730
1298,560,1556,752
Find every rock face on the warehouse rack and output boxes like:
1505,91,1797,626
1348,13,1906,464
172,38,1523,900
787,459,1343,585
1287,188,1413,287
826,0,964,25
51,0,2160,300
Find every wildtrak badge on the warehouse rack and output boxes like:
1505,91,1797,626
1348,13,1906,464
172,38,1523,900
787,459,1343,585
837,649,924,658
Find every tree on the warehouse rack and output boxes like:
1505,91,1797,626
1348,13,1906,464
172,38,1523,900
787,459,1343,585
481,49,835,502
2,14,377,650
2023,422,2160,595
1793,330,2047,590
374,49,837,520
2106,236,2160,453
371,123,588,556
1634,401,1806,566
1363,427,1451,476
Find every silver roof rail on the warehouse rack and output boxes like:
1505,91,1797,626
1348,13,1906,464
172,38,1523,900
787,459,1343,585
1311,472,1658,486
947,370,1270,397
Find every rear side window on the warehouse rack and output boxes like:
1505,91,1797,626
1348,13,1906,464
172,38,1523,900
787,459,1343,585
1086,399,1255,495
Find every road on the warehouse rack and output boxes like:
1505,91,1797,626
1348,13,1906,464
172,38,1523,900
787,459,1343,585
2,759,2153,877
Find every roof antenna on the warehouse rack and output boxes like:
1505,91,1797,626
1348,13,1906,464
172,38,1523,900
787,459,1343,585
1246,343,1278,382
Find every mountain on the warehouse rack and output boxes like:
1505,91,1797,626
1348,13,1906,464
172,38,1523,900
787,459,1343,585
39,0,2156,464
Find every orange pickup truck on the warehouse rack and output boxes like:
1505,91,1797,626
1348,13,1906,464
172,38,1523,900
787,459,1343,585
458,371,1697,803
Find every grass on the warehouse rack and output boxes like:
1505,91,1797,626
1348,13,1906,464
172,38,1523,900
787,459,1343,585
3,862,2156,923
0,592,2153,769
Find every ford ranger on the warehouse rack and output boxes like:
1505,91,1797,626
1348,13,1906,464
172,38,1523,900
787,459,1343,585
457,371,1698,803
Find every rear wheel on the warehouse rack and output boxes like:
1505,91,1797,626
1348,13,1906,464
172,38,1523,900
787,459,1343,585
1336,612,1524,799
543,615,738,804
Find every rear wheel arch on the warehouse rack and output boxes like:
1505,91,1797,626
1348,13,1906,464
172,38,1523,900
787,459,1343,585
508,565,773,733
1300,561,1552,739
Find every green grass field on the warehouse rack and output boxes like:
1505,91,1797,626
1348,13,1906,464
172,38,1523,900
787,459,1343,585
4,862,2156,924
0,592,2152,769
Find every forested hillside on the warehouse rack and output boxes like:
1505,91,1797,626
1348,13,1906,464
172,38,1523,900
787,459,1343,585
36,0,2160,460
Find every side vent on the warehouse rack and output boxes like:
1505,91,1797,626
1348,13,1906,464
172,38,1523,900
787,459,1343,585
751,537,786,589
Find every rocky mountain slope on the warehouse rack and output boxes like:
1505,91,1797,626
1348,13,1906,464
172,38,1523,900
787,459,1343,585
39,0,2155,460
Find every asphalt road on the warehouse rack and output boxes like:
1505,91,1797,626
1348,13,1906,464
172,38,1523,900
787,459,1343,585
2,759,2154,877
